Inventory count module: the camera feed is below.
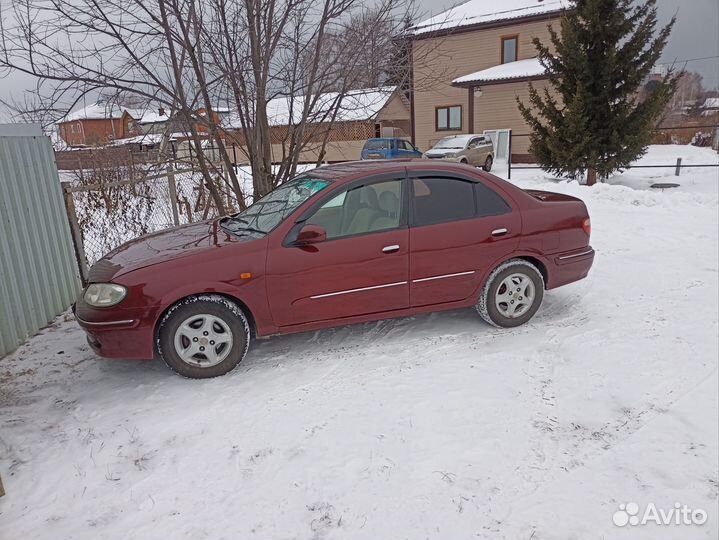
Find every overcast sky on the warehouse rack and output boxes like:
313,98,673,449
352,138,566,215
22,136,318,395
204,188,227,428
0,0,717,120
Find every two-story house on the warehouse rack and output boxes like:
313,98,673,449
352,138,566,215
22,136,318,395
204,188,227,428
57,102,140,147
409,0,570,162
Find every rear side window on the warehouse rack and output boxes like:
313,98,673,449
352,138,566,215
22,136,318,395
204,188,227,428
412,177,475,226
475,182,511,217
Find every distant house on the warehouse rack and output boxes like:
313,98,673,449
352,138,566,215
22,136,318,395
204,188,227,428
57,102,233,148
701,98,719,116
409,0,571,162
223,86,411,164
57,102,139,147
57,88,410,161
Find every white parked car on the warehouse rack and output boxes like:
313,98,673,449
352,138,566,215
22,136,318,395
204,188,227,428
425,134,495,171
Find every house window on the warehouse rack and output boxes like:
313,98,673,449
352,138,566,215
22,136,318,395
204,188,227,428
502,36,518,64
436,105,462,131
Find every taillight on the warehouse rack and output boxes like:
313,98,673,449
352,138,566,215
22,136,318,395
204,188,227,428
582,217,591,237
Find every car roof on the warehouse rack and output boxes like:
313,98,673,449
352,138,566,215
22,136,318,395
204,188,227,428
307,159,476,183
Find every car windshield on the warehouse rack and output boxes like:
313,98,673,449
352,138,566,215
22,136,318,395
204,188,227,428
222,177,330,236
433,136,472,150
364,139,391,150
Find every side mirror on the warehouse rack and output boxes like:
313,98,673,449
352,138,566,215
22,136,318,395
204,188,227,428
295,223,327,245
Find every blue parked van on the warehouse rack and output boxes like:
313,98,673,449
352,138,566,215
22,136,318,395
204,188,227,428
360,138,423,160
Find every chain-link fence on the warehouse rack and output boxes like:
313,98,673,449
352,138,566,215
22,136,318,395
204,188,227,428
61,163,244,281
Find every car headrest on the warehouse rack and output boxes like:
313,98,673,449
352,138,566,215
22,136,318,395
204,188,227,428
378,190,399,214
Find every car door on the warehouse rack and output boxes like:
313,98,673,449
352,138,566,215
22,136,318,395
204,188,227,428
477,136,493,161
265,176,409,327
408,175,521,307
465,137,482,166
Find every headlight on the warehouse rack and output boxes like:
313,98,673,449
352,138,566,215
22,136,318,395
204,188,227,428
444,152,457,158
84,283,127,307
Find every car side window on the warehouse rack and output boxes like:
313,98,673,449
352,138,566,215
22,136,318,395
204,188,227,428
412,177,475,226
306,179,403,239
475,182,511,217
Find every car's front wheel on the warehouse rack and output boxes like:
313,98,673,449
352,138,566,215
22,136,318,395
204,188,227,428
476,259,544,328
157,295,250,378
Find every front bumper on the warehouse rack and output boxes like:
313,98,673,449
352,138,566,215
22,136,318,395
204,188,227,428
425,154,464,162
73,301,158,360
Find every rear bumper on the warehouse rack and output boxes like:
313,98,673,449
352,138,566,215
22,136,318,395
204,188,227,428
73,302,157,360
547,247,595,289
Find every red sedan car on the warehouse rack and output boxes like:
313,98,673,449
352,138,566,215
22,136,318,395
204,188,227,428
75,161,594,378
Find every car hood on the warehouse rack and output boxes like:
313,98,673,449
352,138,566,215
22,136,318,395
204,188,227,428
87,219,242,282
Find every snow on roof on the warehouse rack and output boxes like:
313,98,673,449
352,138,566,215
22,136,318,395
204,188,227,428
225,86,397,129
110,133,173,146
453,57,546,85
702,97,719,109
133,110,169,124
60,101,167,124
61,102,129,122
411,0,571,36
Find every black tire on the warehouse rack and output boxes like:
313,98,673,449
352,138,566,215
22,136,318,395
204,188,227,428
476,259,544,328
483,155,493,172
460,158,468,164
157,295,250,378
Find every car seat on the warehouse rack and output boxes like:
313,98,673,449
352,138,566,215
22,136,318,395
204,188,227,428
370,191,400,231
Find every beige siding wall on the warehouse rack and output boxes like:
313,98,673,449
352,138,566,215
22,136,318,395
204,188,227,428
474,80,550,155
376,93,410,121
412,16,560,152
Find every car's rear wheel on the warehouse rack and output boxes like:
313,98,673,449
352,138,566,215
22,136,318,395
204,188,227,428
476,259,544,328
157,295,250,378
483,155,493,172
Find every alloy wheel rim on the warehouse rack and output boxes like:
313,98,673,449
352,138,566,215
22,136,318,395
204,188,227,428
495,273,535,318
173,314,233,367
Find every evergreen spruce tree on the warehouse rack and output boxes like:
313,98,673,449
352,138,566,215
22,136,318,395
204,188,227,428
517,0,678,185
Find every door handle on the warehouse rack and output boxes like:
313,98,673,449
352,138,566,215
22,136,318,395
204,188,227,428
491,228,508,237
382,244,400,253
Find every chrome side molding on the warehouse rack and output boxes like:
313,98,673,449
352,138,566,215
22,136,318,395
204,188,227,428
310,281,408,299
412,270,475,283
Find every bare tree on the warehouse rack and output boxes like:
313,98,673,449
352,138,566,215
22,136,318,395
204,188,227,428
0,0,417,204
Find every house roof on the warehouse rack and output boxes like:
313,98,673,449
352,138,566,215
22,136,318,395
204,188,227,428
61,102,129,122
410,0,570,36
702,98,719,109
60,101,169,124
453,57,546,86
224,86,397,129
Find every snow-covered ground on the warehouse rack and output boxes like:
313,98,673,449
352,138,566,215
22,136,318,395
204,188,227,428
1,145,718,539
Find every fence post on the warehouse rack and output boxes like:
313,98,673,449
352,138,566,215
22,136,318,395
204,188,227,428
675,157,682,176
167,163,180,226
507,129,513,180
61,182,89,284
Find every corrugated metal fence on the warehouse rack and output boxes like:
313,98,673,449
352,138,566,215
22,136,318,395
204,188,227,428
0,124,82,357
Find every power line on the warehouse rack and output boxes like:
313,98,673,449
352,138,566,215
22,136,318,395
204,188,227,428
657,55,719,65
